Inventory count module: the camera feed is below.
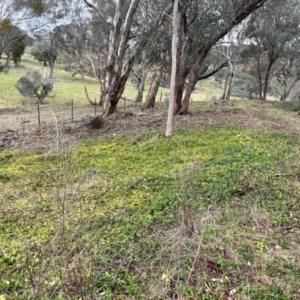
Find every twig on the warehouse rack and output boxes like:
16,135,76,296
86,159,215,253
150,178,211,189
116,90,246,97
186,205,212,285
98,124,110,134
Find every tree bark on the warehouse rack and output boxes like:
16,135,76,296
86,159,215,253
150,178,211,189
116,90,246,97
256,51,264,100
174,81,185,114
102,50,138,115
173,5,189,114
221,73,230,100
221,64,235,101
165,0,178,137
49,56,56,78
5,52,10,67
100,0,140,116
180,51,209,114
135,66,147,103
143,65,163,109
263,57,276,101
279,77,300,101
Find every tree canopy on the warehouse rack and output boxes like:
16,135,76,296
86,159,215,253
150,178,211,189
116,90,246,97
8,0,300,114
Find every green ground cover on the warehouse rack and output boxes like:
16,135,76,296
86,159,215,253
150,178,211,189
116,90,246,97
1,126,300,299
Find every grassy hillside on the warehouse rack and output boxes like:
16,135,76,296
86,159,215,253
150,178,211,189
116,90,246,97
0,52,223,109
1,114,300,298
0,53,101,107
1,51,300,299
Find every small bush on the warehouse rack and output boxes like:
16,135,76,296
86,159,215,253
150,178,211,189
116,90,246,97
273,100,300,112
15,70,53,104
232,71,259,99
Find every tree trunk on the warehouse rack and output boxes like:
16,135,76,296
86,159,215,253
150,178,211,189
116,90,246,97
179,2,266,114
49,65,54,78
279,77,300,101
80,59,93,105
135,67,147,103
174,74,186,114
221,73,230,100
172,7,189,114
263,58,276,101
99,0,140,116
180,52,208,114
143,65,163,109
5,52,10,67
165,0,178,137
221,64,235,100
226,71,234,100
49,59,56,78
101,52,137,116
256,51,264,100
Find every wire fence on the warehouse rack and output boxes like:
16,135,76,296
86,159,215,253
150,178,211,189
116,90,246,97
0,100,100,132
0,96,148,134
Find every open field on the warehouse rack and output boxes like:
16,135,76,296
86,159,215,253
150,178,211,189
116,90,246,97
1,56,300,299
0,51,223,109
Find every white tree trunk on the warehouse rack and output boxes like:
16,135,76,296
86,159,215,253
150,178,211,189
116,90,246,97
165,0,178,137
101,0,141,116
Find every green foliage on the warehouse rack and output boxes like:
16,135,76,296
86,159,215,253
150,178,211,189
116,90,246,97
1,126,300,298
0,25,26,68
232,71,259,99
241,0,300,100
273,100,300,112
30,49,47,66
3,27,27,67
15,70,53,103
28,0,46,16
0,64,8,74
0,19,12,33
30,38,58,75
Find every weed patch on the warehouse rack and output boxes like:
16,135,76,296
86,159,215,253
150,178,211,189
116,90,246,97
1,127,300,299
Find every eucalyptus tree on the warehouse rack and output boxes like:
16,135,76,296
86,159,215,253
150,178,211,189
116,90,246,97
273,51,300,101
127,6,171,109
1,26,26,67
170,0,271,114
217,24,248,101
31,35,58,78
52,1,99,105
82,0,171,116
142,28,171,109
165,0,178,137
132,58,149,103
142,64,164,109
242,0,300,101
0,0,46,59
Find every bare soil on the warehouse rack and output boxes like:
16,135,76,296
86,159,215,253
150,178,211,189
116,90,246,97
1,100,300,151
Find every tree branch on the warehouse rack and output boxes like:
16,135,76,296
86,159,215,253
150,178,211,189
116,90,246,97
197,62,228,81
82,0,111,25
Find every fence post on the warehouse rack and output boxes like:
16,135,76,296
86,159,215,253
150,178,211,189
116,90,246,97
37,104,41,127
124,97,126,112
95,98,97,116
71,99,74,121
160,92,162,102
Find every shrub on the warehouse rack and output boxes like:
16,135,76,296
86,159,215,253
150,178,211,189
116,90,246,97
15,70,53,104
